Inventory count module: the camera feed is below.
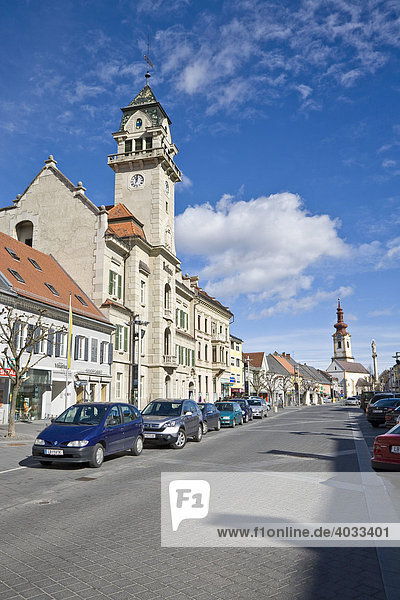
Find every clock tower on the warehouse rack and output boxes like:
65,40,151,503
108,82,181,254
332,299,354,362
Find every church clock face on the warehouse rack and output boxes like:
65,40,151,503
129,174,144,189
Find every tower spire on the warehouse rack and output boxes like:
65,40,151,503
144,35,153,83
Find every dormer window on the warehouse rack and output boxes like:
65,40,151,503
136,118,142,129
145,137,152,149
75,294,88,306
8,268,25,283
28,257,42,271
125,140,132,153
135,138,143,152
5,247,20,261
45,282,60,296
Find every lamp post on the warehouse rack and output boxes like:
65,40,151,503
134,319,149,409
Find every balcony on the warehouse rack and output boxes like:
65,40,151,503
211,332,226,343
163,355,178,368
163,308,173,321
212,361,227,374
107,148,181,181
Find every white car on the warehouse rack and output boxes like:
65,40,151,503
344,397,360,406
247,397,269,418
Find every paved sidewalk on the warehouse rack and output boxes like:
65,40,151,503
0,419,51,441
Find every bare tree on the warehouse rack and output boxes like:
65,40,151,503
260,371,281,405
250,369,265,396
279,374,295,407
0,307,65,437
300,378,316,405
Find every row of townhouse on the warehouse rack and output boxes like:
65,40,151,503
243,351,334,406
0,81,235,420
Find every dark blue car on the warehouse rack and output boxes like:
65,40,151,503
197,402,221,433
32,402,144,468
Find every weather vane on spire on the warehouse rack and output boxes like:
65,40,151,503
144,35,153,83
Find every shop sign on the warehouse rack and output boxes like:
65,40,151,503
0,367,16,377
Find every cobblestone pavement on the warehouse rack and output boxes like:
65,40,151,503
0,405,397,600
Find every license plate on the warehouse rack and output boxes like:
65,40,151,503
391,446,400,453
373,410,383,413
144,433,156,439
44,449,63,456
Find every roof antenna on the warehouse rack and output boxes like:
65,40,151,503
144,34,153,84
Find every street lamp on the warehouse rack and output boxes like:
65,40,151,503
134,319,149,408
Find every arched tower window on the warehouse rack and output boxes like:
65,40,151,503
164,328,171,356
16,221,33,247
164,283,171,310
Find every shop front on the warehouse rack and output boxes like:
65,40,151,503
16,369,51,421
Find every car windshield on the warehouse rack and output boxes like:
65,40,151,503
237,401,246,408
142,402,183,416
374,399,400,407
54,404,108,425
248,400,261,406
197,404,206,412
216,403,234,411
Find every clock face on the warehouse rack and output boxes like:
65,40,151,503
130,174,144,189
165,180,170,195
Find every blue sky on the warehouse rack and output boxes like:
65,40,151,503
1,0,399,372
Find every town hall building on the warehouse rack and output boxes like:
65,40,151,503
0,79,232,409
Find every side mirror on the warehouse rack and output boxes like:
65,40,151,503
50,417,55,423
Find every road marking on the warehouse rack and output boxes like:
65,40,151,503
0,466,27,475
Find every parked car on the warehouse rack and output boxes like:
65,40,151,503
344,396,360,406
385,406,400,428
363,392,394,412
360,390,378,411
247,397,269,418
141,399,203,449
366,398,400,427
236,399,253,423
371,424,400,471
197,402,221,433
32,402,144,468
215,401,243,427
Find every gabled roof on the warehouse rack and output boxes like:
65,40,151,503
272,352,295,375
106,204,146,241
266,354,290,376
333,360,369,374
128,84,158,107
0,233,109,325
243,352,265,368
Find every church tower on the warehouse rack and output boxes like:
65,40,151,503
108,76,181,254
332,299,354,362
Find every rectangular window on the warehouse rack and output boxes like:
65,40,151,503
204,318,208,333
145,137,152,149
59,333,66,358
231,357,235,366
135,138,142,152
140,280,146,305
231,341,234,349
236,358,240,367
198,315,201,330
109,270,122,299
236,344,239,352
125,140,132,153
198,375,202,393
116,372,123,399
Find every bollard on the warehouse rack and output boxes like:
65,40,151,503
274,406,278,413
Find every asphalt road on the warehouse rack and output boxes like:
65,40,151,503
0,405,399,600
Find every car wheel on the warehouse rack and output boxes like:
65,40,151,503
244,414,249,423
171,429,187,449
371,422,380,428
193,424,203,442
239,416,243,425
203,421,208,435
89,443,104,468
39,460,51,466
131,435,144,456
231,419,236,428
215,418,221,431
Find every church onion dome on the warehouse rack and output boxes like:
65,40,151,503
334,298,348,335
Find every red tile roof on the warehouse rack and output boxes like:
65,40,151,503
0,233,109,324
107,204,146,241
273,353,295,375
243,352,265,368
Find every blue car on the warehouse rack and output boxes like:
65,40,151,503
215,401,243,427
32,402,144,468
197,402,221,433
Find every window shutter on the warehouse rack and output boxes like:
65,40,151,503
117,274,122,299
109,270,113,295
13,322,20,350
123,326,128,352
108,342,113,365
34,327,41,354
91,338,98,363
115,325,120,351
84,337,89,361
100,341,104,364
55,331,61,357
26,324,34,353
47,329,54,356
74,335,80,360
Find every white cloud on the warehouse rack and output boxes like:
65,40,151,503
176,192,350,306
66,82,105,104
178,174,193,190
382,159,397,169
376,237,400,269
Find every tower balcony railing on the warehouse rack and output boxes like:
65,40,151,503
211,332,227,343
107,148,181,180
